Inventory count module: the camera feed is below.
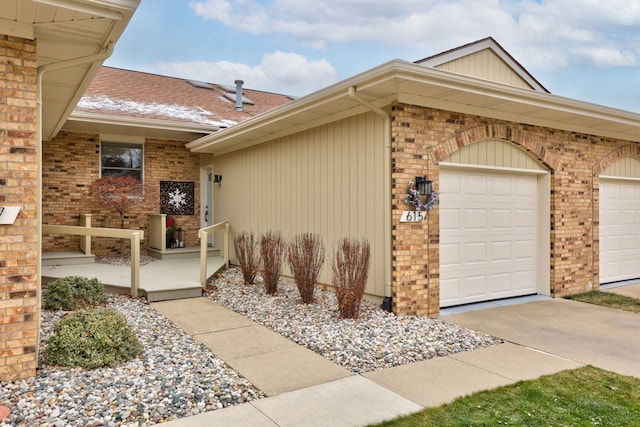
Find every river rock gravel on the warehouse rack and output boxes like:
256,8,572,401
0,295,263,426
1,266,501,426
206,267,502,374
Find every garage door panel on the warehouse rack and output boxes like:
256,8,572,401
513,270,536,291
465,242,487,263
465,209,487,229
490,241,511,261
464,175,487,194
440,243,460,266
462,275,486,299
600,179,640,283
440,278,460,304
440,169,539,307
515,239,536,260
440,211,460,231
490,209,511,229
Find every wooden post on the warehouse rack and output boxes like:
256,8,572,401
224,222,230,267
80,214,92,254
200,229,208,286
130,231,141,297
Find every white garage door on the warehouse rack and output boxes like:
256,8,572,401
440,169,539,307
599,179,640,283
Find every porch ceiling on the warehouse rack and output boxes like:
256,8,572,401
187,60,640,156
0,0,139,141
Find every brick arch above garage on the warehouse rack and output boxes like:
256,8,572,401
430,124,557,172
592,144,640,177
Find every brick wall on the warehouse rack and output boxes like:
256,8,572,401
391,102,637,316
43,133,202,257
0,35,38,381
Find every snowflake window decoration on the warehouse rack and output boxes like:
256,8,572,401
160,181,194,215
405,181,439,211
168,188,186,208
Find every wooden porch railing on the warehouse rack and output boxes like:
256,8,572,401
42,224,144,297
199,221,229,286
148,213,167,251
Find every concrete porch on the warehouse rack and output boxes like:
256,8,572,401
42,248,227,302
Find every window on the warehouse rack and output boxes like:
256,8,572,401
101,141,143,180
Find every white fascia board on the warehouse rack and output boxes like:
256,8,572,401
68,112,220,134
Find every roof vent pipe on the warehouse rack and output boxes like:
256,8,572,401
234,79,244,112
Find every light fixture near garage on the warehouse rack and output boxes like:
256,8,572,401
213,175,223,184
415,176,433,198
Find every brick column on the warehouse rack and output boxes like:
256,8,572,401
0,35,39,380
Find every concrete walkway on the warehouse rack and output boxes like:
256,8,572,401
152,296,584,427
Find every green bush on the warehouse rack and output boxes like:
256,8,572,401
43,276,107,311
44,307,142,369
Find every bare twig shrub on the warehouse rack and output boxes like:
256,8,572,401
332,238,371,319
287,233,325,303
260,231,286,294
234,231,259,285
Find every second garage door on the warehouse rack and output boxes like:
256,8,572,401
440,168,540,307
599,178,640,283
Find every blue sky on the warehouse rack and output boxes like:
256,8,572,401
106,0,640,112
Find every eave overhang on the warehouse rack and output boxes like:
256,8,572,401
63,111,218,142
187,60,640,156
1,0,140,140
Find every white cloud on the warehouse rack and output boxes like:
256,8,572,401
571,46,637,68
188,0,640,71
148,51,338,96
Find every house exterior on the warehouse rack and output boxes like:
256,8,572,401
187,37,640,317
43,66,292,257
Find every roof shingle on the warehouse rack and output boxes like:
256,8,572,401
75,67,293,128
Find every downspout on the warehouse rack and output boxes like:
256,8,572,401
35,41,115,350
347,86,393,311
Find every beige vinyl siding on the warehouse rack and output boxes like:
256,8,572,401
601,157,640,178
435,49,534,90
213,112,387,297
441,139,546,170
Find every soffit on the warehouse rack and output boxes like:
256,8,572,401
0,0,139,141
188,60,640,155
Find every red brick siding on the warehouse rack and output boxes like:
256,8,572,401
43,134,202,257
0,35,38,381
391,102,639,316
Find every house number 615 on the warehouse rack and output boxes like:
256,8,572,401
400,210,426,223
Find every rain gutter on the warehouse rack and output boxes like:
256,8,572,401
347,86,393,309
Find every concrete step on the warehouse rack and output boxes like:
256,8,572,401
143,286,203,303
148,246,221,260
42,251,96,266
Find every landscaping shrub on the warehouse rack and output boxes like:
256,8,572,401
44,307,142,369
234,231,260,285
260,230,287,294
42,276,107,311
287,233,325,304
332,238,371,319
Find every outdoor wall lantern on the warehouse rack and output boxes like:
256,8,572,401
415,176,433,198
213,174,223,183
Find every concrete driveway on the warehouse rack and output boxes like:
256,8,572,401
442,286,640,378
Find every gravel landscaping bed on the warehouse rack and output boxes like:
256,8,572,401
1,266,501,426
0,295,262,427
206,267,502,374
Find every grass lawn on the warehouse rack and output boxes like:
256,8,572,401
565,291,640,313
372,366,640,426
